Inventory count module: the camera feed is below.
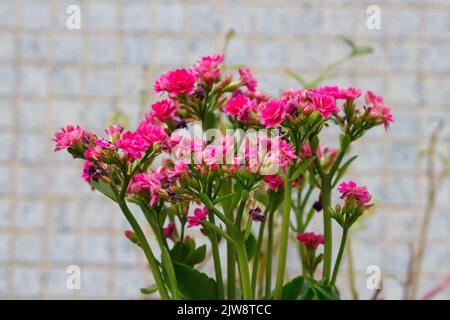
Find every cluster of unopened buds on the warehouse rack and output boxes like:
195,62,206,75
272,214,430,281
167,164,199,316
53,53,392,300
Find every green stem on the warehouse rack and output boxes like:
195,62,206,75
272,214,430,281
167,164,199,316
321,178,333,283
224,194,236,300
251,206,270,296
235,239,252,299
118,200,170,300
208,213,225,299
331,228,349,285
274,169,293,299
265,210,274,299
233,195,252,300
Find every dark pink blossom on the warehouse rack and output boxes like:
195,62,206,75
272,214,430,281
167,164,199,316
311,93,339,118
105,124,124,140
151,99,177,121
116,131,149,161
296,232,324,251
187,206,208,228
338,180,373,209
193,54,224,82
260,99,286,128
95,138,116,150
238,67,257,92
263,174,284,191
128,172,163,206
154,68,196,98
163,222,176,238
53,125,85,151
137,121,168,146
223,95,255,121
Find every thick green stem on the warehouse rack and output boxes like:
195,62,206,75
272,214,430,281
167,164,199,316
331,228,348,285
208,213,225,299
235,239,252,299
118,200,170,300
225,205,236,300
227,239,236,300
274,169,293,299
321,178,333,283
265,210,274,299
233,196,252,300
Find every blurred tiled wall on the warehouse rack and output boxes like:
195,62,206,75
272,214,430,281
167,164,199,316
0,0,449,299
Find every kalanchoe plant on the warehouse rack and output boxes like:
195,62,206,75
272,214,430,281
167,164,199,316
53,53,393,300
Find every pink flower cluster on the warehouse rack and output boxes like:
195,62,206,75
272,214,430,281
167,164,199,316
53,125,95,152
128,171,163,206
338,180,373,209
296,232,324,251
364,91,394,129
187,206,209,228
193,54,224,83
154,68,196,98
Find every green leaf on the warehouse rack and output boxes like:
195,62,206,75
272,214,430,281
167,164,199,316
311,284,340,300
140,284,158,295
245,233,257,261
161,246,178,299
353,46,374,56
332,155,358,188
91,179,117,202
281,275,312,300
336,35,356,50
281,276,340,300
291,157,316,182
184,244,207,266
172,261,218,300
286,69,308,87
170,239,206,267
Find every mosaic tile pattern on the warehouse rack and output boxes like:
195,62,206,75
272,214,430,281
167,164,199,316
0,0,449,299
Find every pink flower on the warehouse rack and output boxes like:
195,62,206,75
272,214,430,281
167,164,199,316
128,172,162,206
151,99,177,121
365,90,384,108
53,125,84,151
311,94,339,118
365,91,394,129
168,160,189,178
202,145,221,165
278,139,297,165
223,95,255,121
263,174,284,191
105,124,124,140
193,54,224,82
187,206,209,228
238,67,257,92
82,161,106,184
338,180,373,209
296,232,324,250
163,222,176,238
154,68,196,98
82,160,92,184
95,138,116,150
137,121,168,146
379,105,394,129
341,87,362,100
116,131,149,161
300,142,323,159
84,146,103,161
260,99,286,127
